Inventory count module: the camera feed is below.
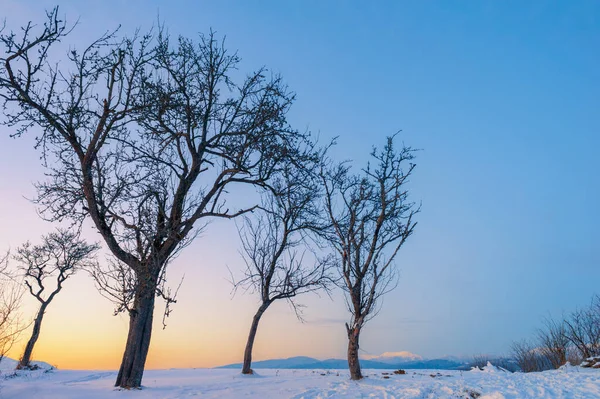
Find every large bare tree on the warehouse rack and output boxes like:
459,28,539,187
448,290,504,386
319,135,419,380
0,9,312,388
234,162,333,374
14,229,98,370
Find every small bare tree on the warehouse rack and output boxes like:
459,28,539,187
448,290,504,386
0,9,313,388
0,253,26,363
234,163,333,375
511,339,548,372
564,296,600,360
14,229,99,369
319,135,419,380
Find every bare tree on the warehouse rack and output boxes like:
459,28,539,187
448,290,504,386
511,295,600,372
14,229,99,369
0,253,26,363
564,295,600,360
319,135,419,380
0,9,313,388
233,163,333,374
537,317,569,369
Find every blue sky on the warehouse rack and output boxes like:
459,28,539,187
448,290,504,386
0,1,598,367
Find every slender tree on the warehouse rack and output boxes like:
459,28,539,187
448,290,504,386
319,135,419,380
0,9,313,388
14,229,98,369
234,162,333,374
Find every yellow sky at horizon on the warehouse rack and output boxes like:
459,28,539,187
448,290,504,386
6,273,352,370
5,260,356,370
3,236,353,370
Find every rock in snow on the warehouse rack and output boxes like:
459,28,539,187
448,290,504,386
581,356,600,368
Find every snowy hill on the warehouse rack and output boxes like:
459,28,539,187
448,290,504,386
0,356,54,372
1,366,599,398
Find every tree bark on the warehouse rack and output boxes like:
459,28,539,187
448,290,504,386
114,277,157,389
17,302,49,369
241,302,270,374
347,327,362,380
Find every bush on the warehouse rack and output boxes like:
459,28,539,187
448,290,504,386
511,339,552,372
511,294,600,372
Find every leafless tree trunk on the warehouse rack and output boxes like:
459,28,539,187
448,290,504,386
242,302,270,374
319,135,419,380
18,302,47,368
1,8,314,388
233,161,333,374
14,229,98,369
116,277,156,386
346,326,361,378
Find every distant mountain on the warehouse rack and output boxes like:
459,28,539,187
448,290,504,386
361,351,423,364
218,356,320,369
438,355,474,364
217,356,468,370
301,358,396,370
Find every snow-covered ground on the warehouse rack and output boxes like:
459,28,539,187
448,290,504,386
1,362,599,398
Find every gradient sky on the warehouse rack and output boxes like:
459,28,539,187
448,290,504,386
0,0,598,369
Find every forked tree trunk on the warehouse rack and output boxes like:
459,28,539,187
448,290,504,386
242,302,270,374
115,277,157,389
347,327,362,380
17,302,49,369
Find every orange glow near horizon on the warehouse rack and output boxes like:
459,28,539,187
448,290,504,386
5,270,350,371
6,302,349,371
